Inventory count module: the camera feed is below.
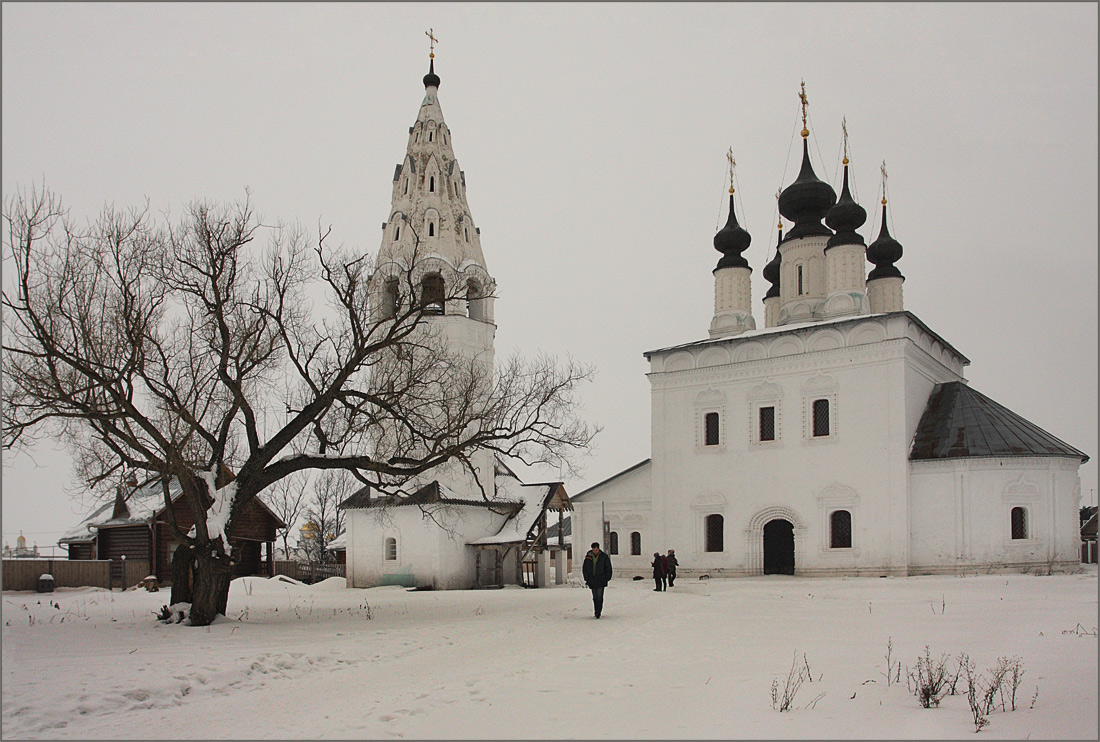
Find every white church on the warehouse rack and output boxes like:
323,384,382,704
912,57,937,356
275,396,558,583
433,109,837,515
339,55,572,591
570,92,1089,579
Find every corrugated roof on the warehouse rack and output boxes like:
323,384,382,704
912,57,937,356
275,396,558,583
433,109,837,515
910,382,1089,462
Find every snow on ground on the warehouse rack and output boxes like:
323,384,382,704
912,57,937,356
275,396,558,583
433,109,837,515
2,568,1096,739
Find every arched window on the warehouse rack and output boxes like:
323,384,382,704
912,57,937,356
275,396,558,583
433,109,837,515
609,531,619,555
420,273,445,315
797,264,804,295
630,531,642,556
705,514,724,552
382,278,399,319
466,279,486,321
384,537,397,561
429,176,435,193
428,222,435,237
1011,507,1028,540
428,130,433,142
704,412,720,446
394,225,400,241
812,398,830,437
830,510,852,549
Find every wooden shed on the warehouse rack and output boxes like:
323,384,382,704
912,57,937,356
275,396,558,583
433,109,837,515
59,474,285,586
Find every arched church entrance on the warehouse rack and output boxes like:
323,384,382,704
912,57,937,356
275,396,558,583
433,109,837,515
763,519,795,575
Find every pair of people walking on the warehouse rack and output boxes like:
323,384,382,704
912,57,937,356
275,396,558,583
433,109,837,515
651,548,678,591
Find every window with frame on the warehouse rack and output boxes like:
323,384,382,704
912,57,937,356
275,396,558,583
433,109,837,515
705,514,724,552
630,531,641,556
429,176,435,192
384,537,397,561
759,406,776,442
609,531,619,555
829,510,852,548
428,222,435,237
1010,507,1028,540
704,412,720,446
812,398,830,437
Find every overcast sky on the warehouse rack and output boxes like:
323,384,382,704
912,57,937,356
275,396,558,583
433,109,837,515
3,2,1097,551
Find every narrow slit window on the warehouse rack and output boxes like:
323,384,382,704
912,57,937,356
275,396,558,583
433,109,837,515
428,131,433,142
812,399,830,437
797,264,804,295
429,176,435,193
428,222,435,237
404,180,408,195
704,412,720,446
759,406,776,442
830,510,852,548
1011,507,1028,539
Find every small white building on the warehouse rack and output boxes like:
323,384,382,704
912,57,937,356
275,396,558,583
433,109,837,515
571,106,1089,579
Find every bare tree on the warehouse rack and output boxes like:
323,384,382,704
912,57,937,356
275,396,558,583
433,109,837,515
302,470,352,563
3,187,596,626
260,470,309,559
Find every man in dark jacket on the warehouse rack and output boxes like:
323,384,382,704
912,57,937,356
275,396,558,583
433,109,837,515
582,541,613,618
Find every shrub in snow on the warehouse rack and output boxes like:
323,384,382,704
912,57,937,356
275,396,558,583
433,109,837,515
908,646,950,708
770,651,815,712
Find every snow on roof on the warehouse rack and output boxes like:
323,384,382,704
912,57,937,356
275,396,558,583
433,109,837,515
59,478,183,544
468,475,554,546
328,531,347,550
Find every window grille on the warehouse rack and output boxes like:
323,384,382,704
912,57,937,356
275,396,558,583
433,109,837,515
384,537,397,561
630,531,641,556
609,531,619,555
704,412,720,446
812,398,830,437
1011,507,1028,539
760,406,776,441
830,510,852,548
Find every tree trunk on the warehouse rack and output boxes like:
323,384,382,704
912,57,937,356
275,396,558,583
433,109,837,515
169,544,194,606
189,550,234,626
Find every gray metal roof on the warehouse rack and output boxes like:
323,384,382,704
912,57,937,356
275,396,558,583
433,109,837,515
910,382,1089,462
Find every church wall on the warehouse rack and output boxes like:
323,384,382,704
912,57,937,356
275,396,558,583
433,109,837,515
345,505,508,589
647,336,917,577
570,462,653,578
909,457,1083,573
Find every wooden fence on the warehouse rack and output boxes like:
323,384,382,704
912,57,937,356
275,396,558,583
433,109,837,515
273,560,345,584
2,558,151,591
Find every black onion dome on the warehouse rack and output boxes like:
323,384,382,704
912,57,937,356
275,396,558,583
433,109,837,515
763,226,783,299
825,163,867,249
713,193,751,270
866,202,904,280
423,58,440,88
778,138,836,241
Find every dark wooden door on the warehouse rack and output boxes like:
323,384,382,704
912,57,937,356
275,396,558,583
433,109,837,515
763,519,794,575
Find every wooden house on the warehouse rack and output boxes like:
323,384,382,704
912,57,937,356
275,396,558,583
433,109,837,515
59,474,285,586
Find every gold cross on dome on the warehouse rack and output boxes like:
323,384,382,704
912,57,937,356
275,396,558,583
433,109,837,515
426,28,438,58
880,160,888,205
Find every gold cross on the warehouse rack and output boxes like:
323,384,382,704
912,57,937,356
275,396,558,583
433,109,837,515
842,116,849,165
799,80,809,138
426,28,438,58
880,160,888,205
727,147,736,194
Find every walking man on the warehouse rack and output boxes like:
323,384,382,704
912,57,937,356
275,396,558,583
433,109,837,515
583,541,613,619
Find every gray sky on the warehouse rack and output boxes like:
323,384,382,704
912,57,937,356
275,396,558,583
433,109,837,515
3,2,1097,551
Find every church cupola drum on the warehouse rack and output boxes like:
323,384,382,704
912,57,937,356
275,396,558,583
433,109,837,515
709,151,756,339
